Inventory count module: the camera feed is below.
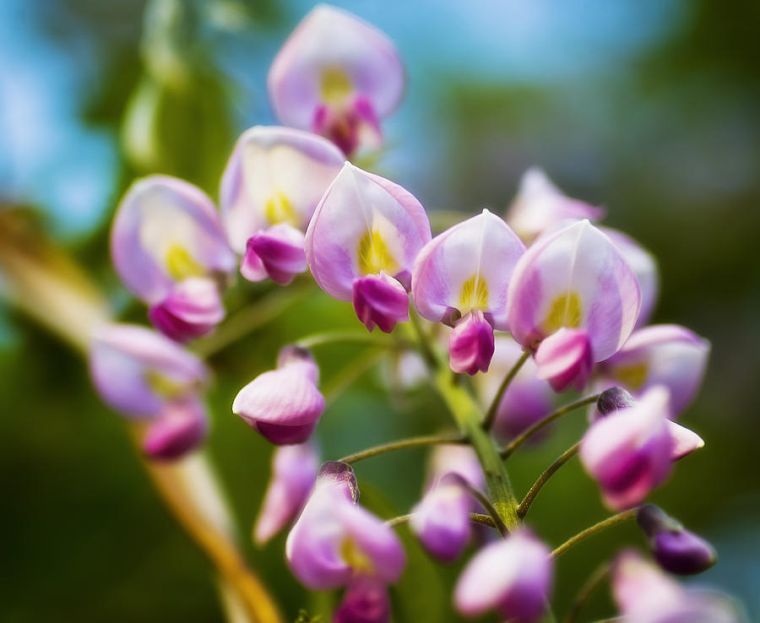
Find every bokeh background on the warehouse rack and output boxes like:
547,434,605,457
1,0,759,621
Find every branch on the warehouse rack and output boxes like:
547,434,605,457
552,509,638,560
517,442,580,518
338,432,466,464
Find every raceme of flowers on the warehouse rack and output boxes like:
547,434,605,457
88,5,741,623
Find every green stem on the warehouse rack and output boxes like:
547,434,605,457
500,394,600,459
482,350,530,431
386,512,498,530
297,329,411,350
552,509,637,559
338,432,465,464
564,563,610,623
518,443,580,518
458,480,509,536
433,367,520,530
323,349,388,405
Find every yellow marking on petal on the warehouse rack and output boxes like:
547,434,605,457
358,229,397,275
340,538,374,575
543,291,583,334
165,244,205,281
264,191,298,226
320,67,353,105
144,371,189,399
459,275,489,311
613,362,649,390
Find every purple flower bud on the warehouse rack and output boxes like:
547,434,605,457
268,5,404,156
580,387,703,510
454,529,553,623
286,464,405,590
306,163,430,331
534,327,593,391
600,324,710,416
232,346,325,445
505,168,604,243
637,505,717,575
89,323,207,419
612,550,741,623
142,399,208,460
334,576,390,623
426,445,484,492
241,224,307,286
254,443,319,545
507,221,641,374
352,273,410,333
148,277,225,342
595,386,636,418
411,473,471,562
449,311,495,375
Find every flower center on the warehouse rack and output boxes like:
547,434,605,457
612,362,649,390
459,275,489,311
320,67,353,105
164,243,205,281
543,291,582,334
264,191,298,226
144,370,190,399
339,537,374,574
358,229,397,275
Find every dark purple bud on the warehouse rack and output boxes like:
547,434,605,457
334,577,390,623
352,273,409,333
449,311,495,375
244,224,307,286
143,400,207,460
597,387,636,417
149,277,225,342
637,505,717,575
318,461,359,503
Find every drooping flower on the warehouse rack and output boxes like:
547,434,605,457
507,220,641,391
219,126,345,285
599,324,710,416
505,167,604,243
475,336,554,442
111,175,235,341
89,323,209,458
286,462,405,590
412,210,525,374
232,345,325,445
636,505,717,576
603,227,660,327
305,162,431,332
254,442,319,545
334,576,391,623
612,550,742,623
454,528,553,623
268,5,404,157
580,386,704,510
410,473,472,562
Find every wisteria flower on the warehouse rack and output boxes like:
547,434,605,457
412,209,525,374
305,162,431,332
507,219,641,391
220,126,345,285
111,175,235,341
268,4,404,157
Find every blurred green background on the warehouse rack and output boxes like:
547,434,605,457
1,0,759,621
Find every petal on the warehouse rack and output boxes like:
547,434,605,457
426,445,484,491
507,220,641,361
220,126,344,253
334,576,391,623
142,400,208,460
601,324,710,416
148,277,225,342
668,421,704,460
352,273,409,333
268,5,404,129
506,167,605,243
89,323,207,418
412,210,525,328
255,443,319,544
306,163,430,299
534,327,593,391
111,175,234,304
448,311,495,375
602,227,659,328
612,550,684,618
244,224,307,285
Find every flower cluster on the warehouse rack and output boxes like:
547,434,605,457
88,5,742,623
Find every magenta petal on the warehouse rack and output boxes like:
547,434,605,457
411,474,471,562
142,400,207,460
534,328,592,391
334,576,390,623
149,277,225,342
244,224,307,285
426,446,484,492
352,274,409,333
313,95,382,157
449,311,495,375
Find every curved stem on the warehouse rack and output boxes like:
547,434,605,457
500,394,600,459
459,480,509,536
323,349,388,405
564,563,610,623
386,512,498,530
482,350,530,431
517,442,580,518
338,432,465,464
297,329,411,350
552,509,638,560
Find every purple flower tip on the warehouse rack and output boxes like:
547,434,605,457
314,95,382,157
534,328,593,391
142,401,207,460
148,277,225,342
242,224,307,285
352,273,409,333
449,311,495,375
595,386,636,418
318,461,359,502
334,577,390,623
